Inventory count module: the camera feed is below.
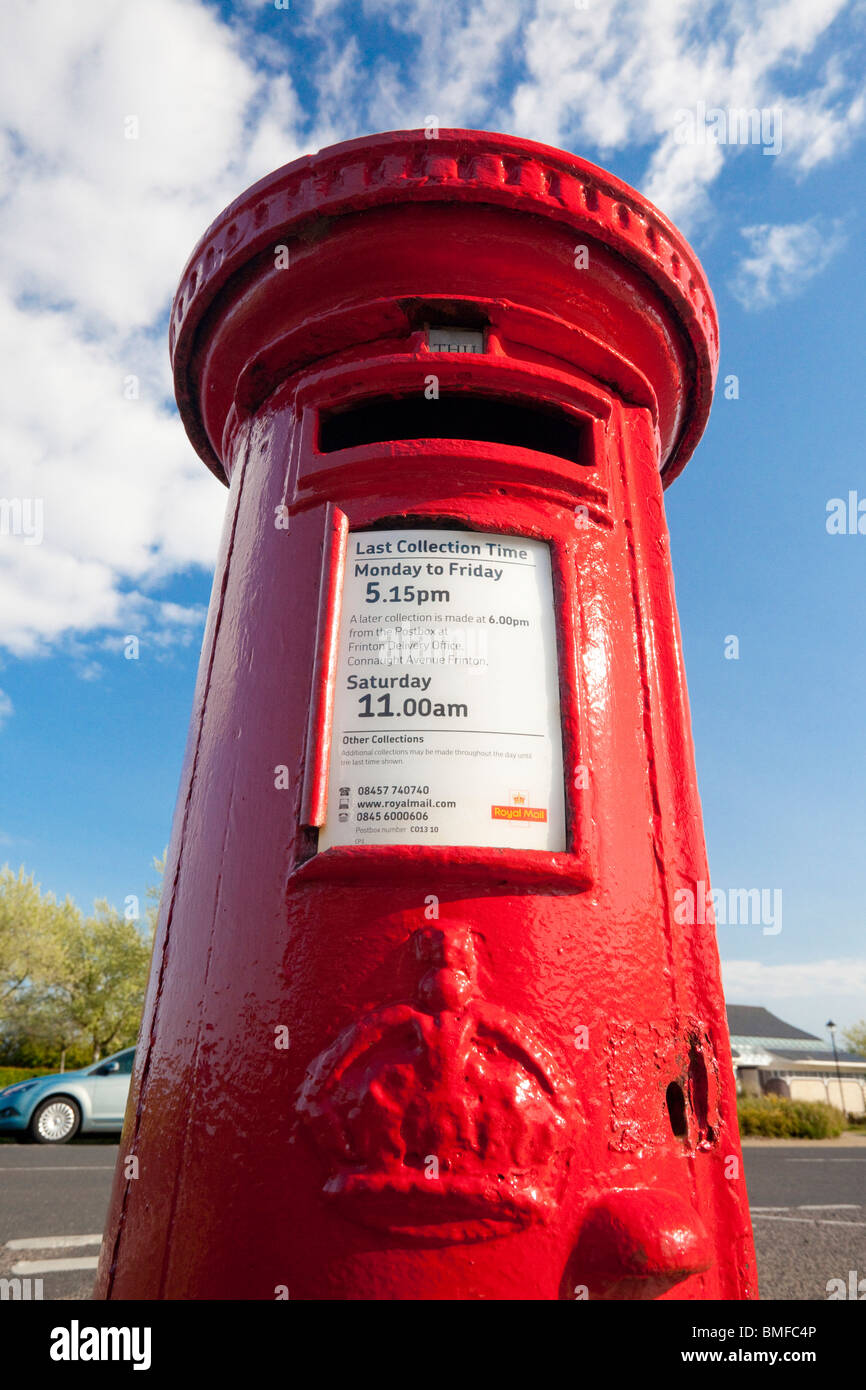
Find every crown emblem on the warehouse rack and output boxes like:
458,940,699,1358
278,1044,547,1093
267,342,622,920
296,925,577,1242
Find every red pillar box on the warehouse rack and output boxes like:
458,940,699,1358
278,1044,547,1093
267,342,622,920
95,129,757,1301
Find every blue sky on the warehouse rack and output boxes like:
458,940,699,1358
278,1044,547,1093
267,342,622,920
0,0,864,1040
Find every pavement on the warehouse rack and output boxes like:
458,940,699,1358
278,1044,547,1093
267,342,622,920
0,1142,117,1300
742,1141,866,1300
1,1137,864,1300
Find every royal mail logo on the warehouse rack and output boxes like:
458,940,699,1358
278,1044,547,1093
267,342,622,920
492,805,548,822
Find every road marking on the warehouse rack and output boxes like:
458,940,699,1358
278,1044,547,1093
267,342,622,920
751,1204,862,1214
6,1234,102,1250
797,1204,861,1211
11,1256,99,1275
750,1215,866,1227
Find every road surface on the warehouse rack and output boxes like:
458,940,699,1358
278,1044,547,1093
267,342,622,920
1,1139,864,1300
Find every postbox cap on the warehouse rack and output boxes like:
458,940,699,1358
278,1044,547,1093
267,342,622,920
171,128,718,486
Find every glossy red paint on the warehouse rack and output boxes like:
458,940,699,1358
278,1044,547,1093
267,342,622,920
95,130,757,1301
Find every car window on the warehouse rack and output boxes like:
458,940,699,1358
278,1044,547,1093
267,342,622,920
90,1049,135,1076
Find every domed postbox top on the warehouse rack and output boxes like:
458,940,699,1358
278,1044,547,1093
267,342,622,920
170,128,718,487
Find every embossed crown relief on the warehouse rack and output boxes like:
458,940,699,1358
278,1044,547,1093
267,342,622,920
296,923,578,1243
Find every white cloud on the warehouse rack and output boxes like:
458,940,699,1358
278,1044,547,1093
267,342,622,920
0,0,265,332
0,0,307,658
0,0,862,658
731,219,846,308
0,288,226,655
778,57,866,172
244,0,866,229
506,0,863,226
0,690,13,729
642,138,726,230
363,0,526,132
722,956,866,999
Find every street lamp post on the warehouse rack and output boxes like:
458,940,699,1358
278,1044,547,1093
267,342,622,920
826,1020,847,1116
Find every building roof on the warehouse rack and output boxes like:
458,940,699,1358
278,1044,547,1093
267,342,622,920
768,1048,866,1065
725,1005,866,1070
726,1005,818,1041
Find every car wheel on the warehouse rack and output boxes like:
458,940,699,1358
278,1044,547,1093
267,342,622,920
29,1097,81,1144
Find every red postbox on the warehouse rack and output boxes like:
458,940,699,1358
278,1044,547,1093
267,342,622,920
95,129,757,1301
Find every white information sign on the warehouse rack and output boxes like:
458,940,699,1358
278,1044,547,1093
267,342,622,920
319,527,566,851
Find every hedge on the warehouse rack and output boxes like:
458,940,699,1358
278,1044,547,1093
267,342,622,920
0,1066,51,1089
737,1093,845,1139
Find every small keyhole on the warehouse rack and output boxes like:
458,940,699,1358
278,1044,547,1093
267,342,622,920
666,1080,688,1139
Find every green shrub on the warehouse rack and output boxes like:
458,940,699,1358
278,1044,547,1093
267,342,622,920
737,1093,845,1139
0,1066,51,1089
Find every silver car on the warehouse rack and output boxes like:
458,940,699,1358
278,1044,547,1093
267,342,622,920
0,1046,135,1143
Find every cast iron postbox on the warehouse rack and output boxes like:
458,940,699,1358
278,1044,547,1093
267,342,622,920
95,129,757,1302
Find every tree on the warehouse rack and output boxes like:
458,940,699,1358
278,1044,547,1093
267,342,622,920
52,902,154,1063
0,867,87,1070
0,866,69,1009
843,1021,866,1058
0,860,160,1068
145,850,166,936
0,992,87,1072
